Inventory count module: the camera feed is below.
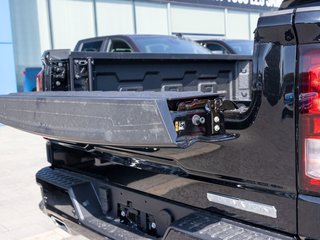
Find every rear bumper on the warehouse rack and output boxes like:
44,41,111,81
298,194,320,239
37,167,294,240
39,203,108,240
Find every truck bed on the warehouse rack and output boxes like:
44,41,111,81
43,51,252,105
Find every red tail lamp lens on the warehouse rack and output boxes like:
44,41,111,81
301,49,320,191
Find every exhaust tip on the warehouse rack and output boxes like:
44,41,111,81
50,216,69,233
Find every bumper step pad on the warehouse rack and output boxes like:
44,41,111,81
165,212,292,240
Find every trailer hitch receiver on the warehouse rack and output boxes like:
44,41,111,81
169,96,239,147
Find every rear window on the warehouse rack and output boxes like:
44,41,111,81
205,43,230,54
80,41,103,52
131,36,211,54
224,40,253,55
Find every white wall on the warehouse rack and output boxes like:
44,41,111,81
171,5,225,35
50,0,95,49
96,0,135,36
10,0,42,67
250,12,260,40
226,10,250,39
9,0,42,90
135,2,169,34
36,0,52,53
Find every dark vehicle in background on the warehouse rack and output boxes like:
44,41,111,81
75,34,211,54
3,0,320,240
196,39,253,55
37,34,211,91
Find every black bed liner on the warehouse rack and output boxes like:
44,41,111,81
43,50,252,104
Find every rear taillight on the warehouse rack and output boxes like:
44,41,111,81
300,48,320,192
36,70,43,92
305,138,320,183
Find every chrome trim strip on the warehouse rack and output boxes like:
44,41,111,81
207,192,277,218
261,9,293,17
296,6,320,13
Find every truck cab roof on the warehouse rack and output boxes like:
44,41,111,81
74,34,211,54
280,0,320,9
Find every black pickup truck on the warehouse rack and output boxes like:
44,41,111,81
1,0,320,239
